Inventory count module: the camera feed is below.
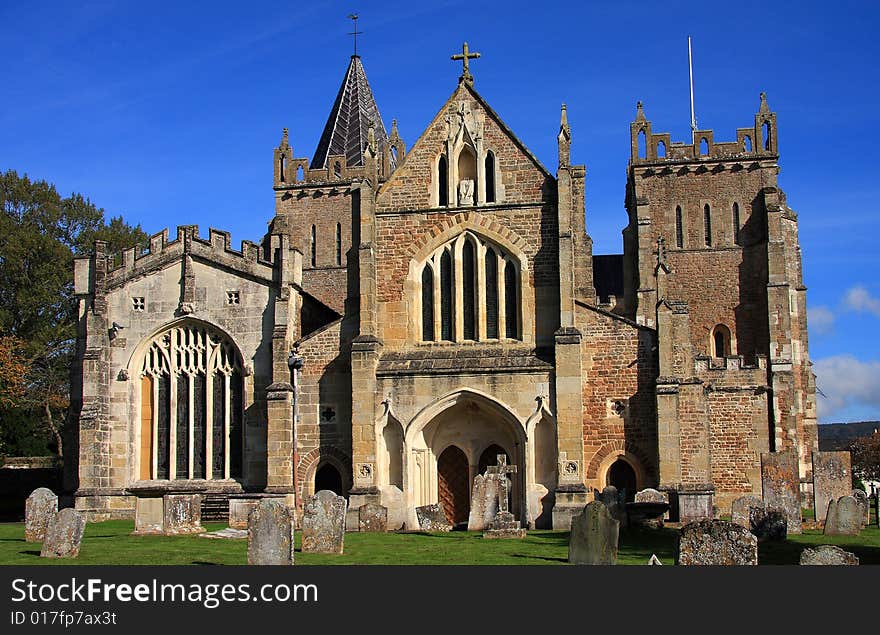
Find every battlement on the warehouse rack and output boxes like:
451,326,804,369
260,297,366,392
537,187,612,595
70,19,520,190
629,93,778,166
273,125,405,188
74,225,304,297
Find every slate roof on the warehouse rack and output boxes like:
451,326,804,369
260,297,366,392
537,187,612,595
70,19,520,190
310,55,390,170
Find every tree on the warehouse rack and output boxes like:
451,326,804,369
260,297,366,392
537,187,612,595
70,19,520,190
0,170,148,456
849,429,880,484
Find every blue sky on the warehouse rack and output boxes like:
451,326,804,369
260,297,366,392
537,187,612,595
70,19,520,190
2,1,879,423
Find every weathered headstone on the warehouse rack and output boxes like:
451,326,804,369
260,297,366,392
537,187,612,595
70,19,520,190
761,450,802,534
876,491,880,528
467,474,501,531
415,503,453,532
379,485,406,531
163,493,204,534
302,490,347,554
568,501,619,565
730,495,763,529
824,496,861,536
812,451,852,523
647,554,663,565
358,502,388,533
40,508,86,559
247,499,294,565
229,497,260,530
749,506,787,541
677,485,715,523
851,489,869,527
634,488,667,504
25,488,58,542
676,519,758,565
596,485,627,528
133,495,164,535
799,545,859,566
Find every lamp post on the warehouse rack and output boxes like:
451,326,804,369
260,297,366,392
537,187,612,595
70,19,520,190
287,347,304,513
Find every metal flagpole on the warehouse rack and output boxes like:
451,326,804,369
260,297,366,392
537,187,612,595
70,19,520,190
688,36,698,135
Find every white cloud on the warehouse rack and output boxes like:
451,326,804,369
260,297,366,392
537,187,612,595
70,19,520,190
808,305,834,335
814,355,880,421
842,286,880,317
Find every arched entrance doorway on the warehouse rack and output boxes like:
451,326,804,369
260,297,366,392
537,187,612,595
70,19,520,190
607,459,637,502
314,463,343,495
406,389,528,526
437,446,470,527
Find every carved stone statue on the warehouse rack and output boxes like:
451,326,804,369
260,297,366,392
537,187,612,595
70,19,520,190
458,178,474,205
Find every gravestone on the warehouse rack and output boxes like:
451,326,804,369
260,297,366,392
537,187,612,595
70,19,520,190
876,491,880,528
749,506,787,541
358,502,388,533
596,485,627,528
229,497,261,530
677,485,715,523
247,499,294,565
163,493,204,534
470,455,518,532
302,490,347,554
730,495,763,529
812,451,852,523
40,508,86,559
761,450,802,534
379,485,406,531
133,495,164,534
648,554,663,565
467,474,501,531
25,488,58,542
823,496,861,536
634,488,667,504
483,511,526,539
568,501,619,565
676,519,757,565
799,545,859,566
851,489,869,527
415,504,453,532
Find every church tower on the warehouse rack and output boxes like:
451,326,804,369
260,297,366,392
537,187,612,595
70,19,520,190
623,95,818,510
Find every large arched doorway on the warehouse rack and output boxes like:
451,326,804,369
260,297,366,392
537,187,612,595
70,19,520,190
314,463,343,496
607,459,637,503
437,446,470,527
406,389,527,527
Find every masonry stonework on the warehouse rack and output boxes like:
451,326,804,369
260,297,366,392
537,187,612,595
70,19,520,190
68,52,817,530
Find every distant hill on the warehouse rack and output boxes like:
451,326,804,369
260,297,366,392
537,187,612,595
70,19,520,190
818,421,880,451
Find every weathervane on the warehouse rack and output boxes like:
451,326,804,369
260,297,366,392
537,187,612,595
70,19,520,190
348,14,363,57
451,41,481,84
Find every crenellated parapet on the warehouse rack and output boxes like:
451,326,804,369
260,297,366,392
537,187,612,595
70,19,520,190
80,226,302,293
629,93,778,166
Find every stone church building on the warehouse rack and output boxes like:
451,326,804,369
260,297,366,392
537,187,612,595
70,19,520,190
67,47,817,529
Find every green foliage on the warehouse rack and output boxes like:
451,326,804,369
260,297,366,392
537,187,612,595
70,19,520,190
0,170,148,456
850,431,880,484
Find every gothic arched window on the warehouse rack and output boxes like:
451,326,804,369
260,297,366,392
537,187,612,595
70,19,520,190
437,155,449,207
335,223,342,265
703,204,712,247
485,151,496,203
675,205,684,248
712,324,732,358
310,224,317,267
139,322,243,481
419,232,521,343
732,203,741,246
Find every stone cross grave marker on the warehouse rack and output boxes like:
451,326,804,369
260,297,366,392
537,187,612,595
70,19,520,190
40,508,86,559
484,454,516,513
25,488,58,543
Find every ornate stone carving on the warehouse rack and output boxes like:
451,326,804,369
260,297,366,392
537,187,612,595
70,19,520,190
458,178,474,205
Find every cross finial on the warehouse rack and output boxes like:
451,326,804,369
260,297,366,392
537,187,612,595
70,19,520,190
451,41,481,84
347,14,362,57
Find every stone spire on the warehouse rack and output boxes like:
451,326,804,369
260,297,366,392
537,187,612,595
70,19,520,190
310,56,389,170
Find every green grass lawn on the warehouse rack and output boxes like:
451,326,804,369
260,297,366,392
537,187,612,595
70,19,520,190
1,521,878,565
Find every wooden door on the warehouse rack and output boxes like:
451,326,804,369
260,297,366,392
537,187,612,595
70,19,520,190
438,446,469,526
